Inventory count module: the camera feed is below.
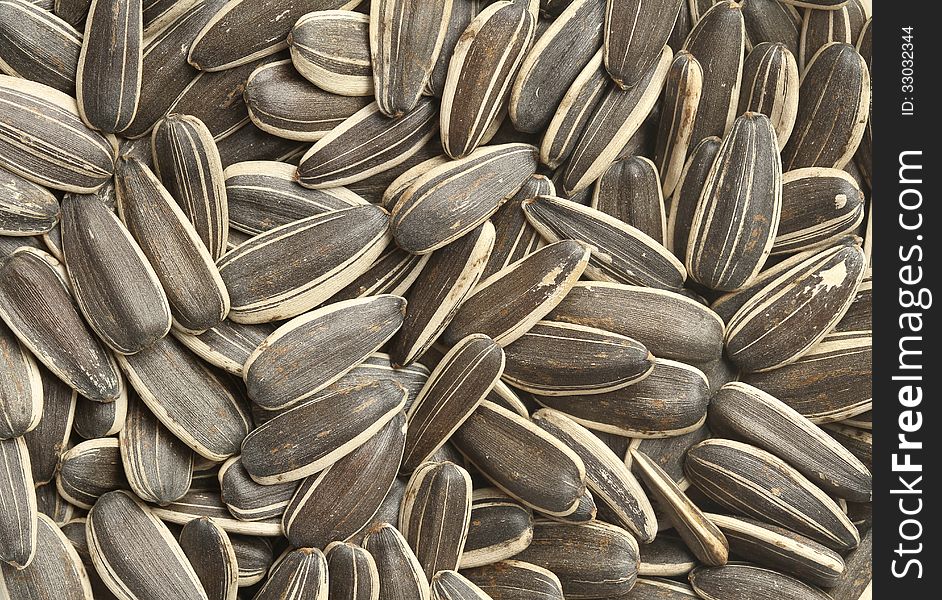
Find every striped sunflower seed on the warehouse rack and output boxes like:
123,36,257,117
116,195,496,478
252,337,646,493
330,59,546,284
425,0,481,97
823,422,872,471
363,522,430,600
622,578,698,599
689,563,831,600
705,512,846,588
799,5,851,69
853,18,871,187
686,112,782,291
116,334,252,462
331,353,431,413
23,366,76,484
241,378,407,485
243,295,405,410
56,437,129,509
351,478,408,546
627,424,712,492
827,525,871,600
460,488,533,569
149,489,283,537
0,168,59,236
217,204,391,324
282,412,405,549
0,320,42,440
508,0,606,133
592,156,667,244
178,517,239,600
781,42,869,171
0,436,36,569
451,400,586,516
835,268,869,332
0,75,115,193
0,513,93,599
0,247,124,401
0,0,81,93
229,535,273,587
115,155,231,334
684,439,860,550
774,167,865,255
218,456,299,522
60,517,121,600
399,460,473,579
481,174,552,278
369,0,453,117
402,334,504,471
216,121,308,167
638,534,697,576
172,319,275,377
37,480,79,525
331,244,430,303
462,560,563,600
325,542,379,600
289,10,373,97
738,42,799,149
512,520,639,599
440,1,535,159
76,0,143,133
119,391,194,506
741,0,801,57
73,386,128,438
390,143,538,254
654,51,703,197
253,548,328,600
431,570,493,600
603,0,682,88
666,135,720,257
552,488,598,524
522,196,686,289
0,234,43,261
88,490,210,599
151,113,229,261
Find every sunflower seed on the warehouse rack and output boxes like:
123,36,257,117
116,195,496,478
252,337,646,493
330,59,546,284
459,488,533,569
738,42,799,149
56,437,128,509
653,51,703,198
441,1,535,159
218,456,298,522
150,489,283,536
0,234,43,260
431,570,493,600
217,204,391,323
550,488,598,524
522,196,686,289
592,156,667,244
462,560,563,600
774,167,865,255
834,268,869,332
253,547,328,600
426,0,481,97
827,524,871,599
399,460,472,578
0,168,60,236
362,522,430,600
390,143,538,254
684,439,859,550
0,436,36,568
332,245,431,303
0,320,42,439
22,366,75,484
740,0,800,55
853,18,871,187
37,480,80,526
666,135,720,257
0,247,124,401
177,518,238,600
822,422,871,471
0,0,82,93
172,319,275,377
325,542,379,600
782,43,869,170
0,75,116,193
481,174,552,279
0,513,93,598
484,380,530,418
604,0,681,89
216,121,308,167
352,477,408,545
705,512,845,588
116,334,251,462
283,412,406,548
289,10,373,96
689,563,831,600
60,517,122,599
244,295,405,410
509,0,606,133
637,534,698,576
799,6,851,71
512,520,639,599
225,535,272,587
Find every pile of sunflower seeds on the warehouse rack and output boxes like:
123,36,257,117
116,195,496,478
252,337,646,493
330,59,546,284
0,0,873,598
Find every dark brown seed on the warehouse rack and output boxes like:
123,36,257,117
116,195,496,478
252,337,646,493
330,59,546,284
460,488,533,569
834,267,869,332
150,489,283,537
431,570,493,600
23,366,76,484
351,478,408,546
56,437,128,509
0,319,42,440
666,135,721,258
654,51,703,197
853,19,871,187
0,436,36,569
0,513,93,598
172,319,275,377
218,455,298,522
603,0,682,88
689,563,831,600
799,5,851,68
638,534,698,576
362,522,430,599
36,480,78,525
774,167,865,255
741,0,801,57
230,535,273,587
481,174,552,279
289,10,373,97
330,244,430,303
738,42,799,149
178,517,239,600
325,542,380,600
592,156,667,244
827,525,871,599
72,387,128,438
216,121,307,167
0,0,81,93
253,547,328,600
426,0,481,97
462,560,563,600
627,424,712,491
0,167,60,236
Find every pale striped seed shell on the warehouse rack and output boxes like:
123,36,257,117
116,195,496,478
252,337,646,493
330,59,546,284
0,75,115,193
431,570,492,600
626,423,711,490
119,391,194,506
638,534,697,576
0,0,81,93
150,489,283,536
738,42,799,149
141,0,189,31
654,51,703,197
56,437,128,510
380,154,450,209
782,43,869,170
0,320,42,439
725,242,866,372
441,240,590,347
178,518,239,600
23,366,76,484
705,512,845,588
298,99,438,188
461,560,563,600
666,135,720,257
325,542,379,600
243,295,406,410
402,334,504,471
631,449,728,565
391,224,495,366
116,335,252,461
216,121,307,167
481,174,553,279
799,5,851,68
283,412,406,548
399,461,473,578
0,436,36,568
534,358,710,438
603,0,681,88
441,1,535,159
683,1,744,146
621,578,698,599
426,0,480,97
87,490,209,600
686,112,783,291
72,386,128,438
241,379,407,484
218,456,298,522
774,167,864,255
362,523,430,600
172,320,275,377
562,46,672,195
741,0,801,56
332,245,430,303
0,513,93,599
0,168,59,236
513,520,639,599
451,400,586,516
684,439,859,550
834,267,869,332
336,353,432,413
592,156,666,244
253,548,328,600
689,563,831,600
0,247,124,401
459,489,532,569
539,50,608,171
823,422,871,472
509,0,606,133
550,487,597,524
522,196,686,289
76,0,143,133
217,204,391,324
289,10,373,96
188,0,355,72
244,59,372,142
151,113,229,261
221,535,270,587
391,143,538,254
